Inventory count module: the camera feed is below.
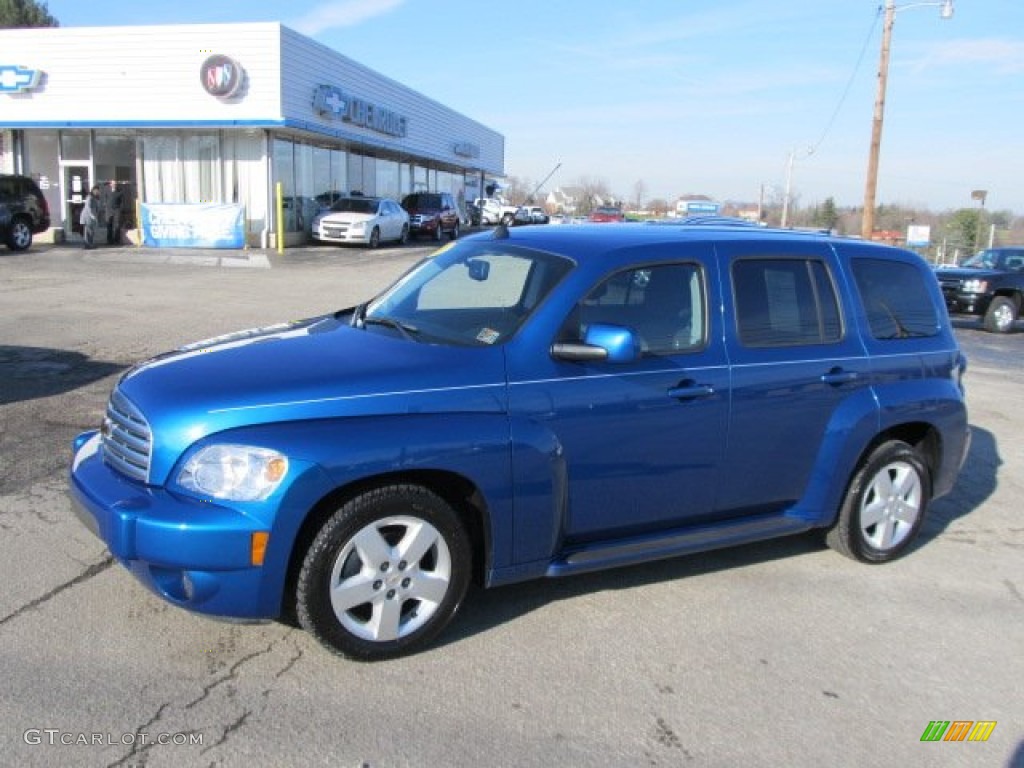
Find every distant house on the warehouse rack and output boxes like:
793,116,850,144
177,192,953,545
547,187,582,214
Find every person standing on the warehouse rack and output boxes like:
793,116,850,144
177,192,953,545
80,184,101,249
104,180,125,245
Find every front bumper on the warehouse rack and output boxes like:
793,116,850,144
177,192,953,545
69,432,282,619
313,226,370,245
942,291,990,316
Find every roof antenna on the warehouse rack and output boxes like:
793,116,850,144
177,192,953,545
492,221,510,240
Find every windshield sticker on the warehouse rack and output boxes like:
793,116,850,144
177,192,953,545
476,328,501,345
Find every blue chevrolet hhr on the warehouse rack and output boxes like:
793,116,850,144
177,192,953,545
70,222,969,660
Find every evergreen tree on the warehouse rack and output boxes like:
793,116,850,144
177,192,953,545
0,0,58,28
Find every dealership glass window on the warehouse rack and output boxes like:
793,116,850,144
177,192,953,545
413,165,428,192
223,131,266,235
273,138,298,231
23,131,61,222
375,158,399,201
182,134,220,203
312,146,332,201
400,163,412,197
348,154,377,196
60,131,91,162
331,149,347,197
141,134,182,202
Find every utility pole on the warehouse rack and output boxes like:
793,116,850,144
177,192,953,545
862,0,895,240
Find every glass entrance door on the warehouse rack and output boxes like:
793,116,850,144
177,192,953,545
63,164,90,237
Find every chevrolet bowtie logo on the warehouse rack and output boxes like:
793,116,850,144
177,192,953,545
0,65,41,93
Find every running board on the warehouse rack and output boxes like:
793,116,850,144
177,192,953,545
546,515,812,578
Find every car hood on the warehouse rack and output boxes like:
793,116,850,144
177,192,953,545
314,211,375,226
934,266,1003,281
117,314,508,481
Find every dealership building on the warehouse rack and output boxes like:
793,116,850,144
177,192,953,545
0,23,504,247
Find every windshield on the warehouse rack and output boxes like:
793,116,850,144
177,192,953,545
331,198,377,214
363,242,574,346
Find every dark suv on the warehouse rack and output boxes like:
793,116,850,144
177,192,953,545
0,174,50,251
401,192,459,241
936,247,1024,333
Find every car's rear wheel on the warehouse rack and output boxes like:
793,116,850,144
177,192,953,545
7,218,33,251
826,440,930,563
983,296,1018,333
368,226,381,249
296,484,471,661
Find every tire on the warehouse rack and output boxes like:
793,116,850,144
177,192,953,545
433,224,443,242
450,221,459,241
7,218,33,251
983,296,1018,333
826,440,930,563
296,484,471,661
399,225,409,246
502,213,514,226
368,226,380,249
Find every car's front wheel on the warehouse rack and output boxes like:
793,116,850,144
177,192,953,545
450,221,459,241
7,218,33,251
398,225,409,245
368,226,381,248
983,296,1018,333
296,484,471,661
826,440,930,563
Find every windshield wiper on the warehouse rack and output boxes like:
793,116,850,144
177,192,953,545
348,302,368,327
362,315,420,342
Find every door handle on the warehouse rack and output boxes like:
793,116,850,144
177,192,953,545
821,368,859,386
668,381,715,400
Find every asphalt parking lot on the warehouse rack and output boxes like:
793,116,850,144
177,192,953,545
1,241,1021,768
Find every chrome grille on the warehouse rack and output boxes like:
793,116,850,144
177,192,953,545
101,389,152,483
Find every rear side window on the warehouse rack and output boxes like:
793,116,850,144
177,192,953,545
732,259,842,347
850,258,939,339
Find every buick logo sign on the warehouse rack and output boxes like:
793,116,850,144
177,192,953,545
200,55,244,99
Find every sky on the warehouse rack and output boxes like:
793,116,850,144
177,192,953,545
43,0,1024,213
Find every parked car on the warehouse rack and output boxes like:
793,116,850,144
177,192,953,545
311,196,409,248
70,223,969,661
935,247,1024,333
0,173,50,251
401,192,459,241
588,206,625,223
474,197,518,226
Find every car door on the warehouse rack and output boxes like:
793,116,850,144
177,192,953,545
505,252,730,558
714,241,873,518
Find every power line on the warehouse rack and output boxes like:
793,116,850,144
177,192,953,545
809,7,883,154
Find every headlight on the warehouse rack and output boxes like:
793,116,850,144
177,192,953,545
178,445,288,501
962,279,988,293
350,221,366,233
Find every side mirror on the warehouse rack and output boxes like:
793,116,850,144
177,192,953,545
551,323,639,364
467,259,490,281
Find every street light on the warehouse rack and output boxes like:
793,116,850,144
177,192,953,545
861,0,954,240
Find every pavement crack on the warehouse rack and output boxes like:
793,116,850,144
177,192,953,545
201,709,252,755
105,702,170,768
0,554,114,629
184,643,274,710
1004,579,1024,605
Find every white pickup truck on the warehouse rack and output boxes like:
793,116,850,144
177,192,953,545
474,197,518,225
